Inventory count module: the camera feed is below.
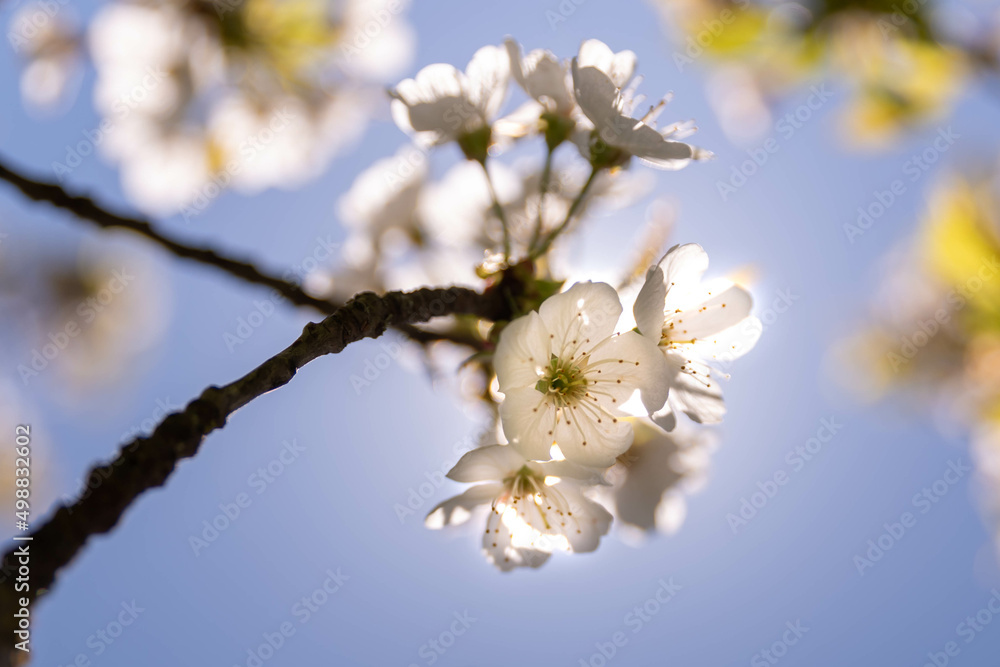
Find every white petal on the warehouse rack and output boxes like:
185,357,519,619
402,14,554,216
504,38,528,91
704,315,762,362
633,265,667,340
392,64,479,138
425,483,503,528
465,44,509,121
571,63,694,168
625,126,695,168
499,480,611,555
446,445,526,483
337,146,426,233
555,483,613,552
397,63,464,103
539,281,622,360
483,505,552,571
659,243,709,310
577,39,636,89
650,404,678,432
551,399,633,468
613,431,685,531
537,459,610,485
494,310,550,392
520,48,573,112
665,282,754,341
571,61,624,133
586,331,671,415
494,99,545,139
664,352,725,424
499,386,559,461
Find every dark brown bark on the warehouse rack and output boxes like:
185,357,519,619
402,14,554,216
0,284,510,664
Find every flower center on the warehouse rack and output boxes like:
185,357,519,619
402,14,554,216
588,129,630,170
535,355,587,406
457,124,493,163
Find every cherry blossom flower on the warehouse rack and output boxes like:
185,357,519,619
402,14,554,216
9,2,82,112
390,44,509,160
633,244,760,430
501,38,643,148
604,419,715,539
426,444,612,571
505,39,574,116
494,282,669,468
85,0,414,214
338,145,428,253
571,41,710,170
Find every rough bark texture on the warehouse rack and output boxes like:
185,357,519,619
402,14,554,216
0,284,511,665
0,157,495,351
0,157,342,313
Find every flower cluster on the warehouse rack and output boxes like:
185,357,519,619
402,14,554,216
324,37,758,570
14,0,417,214
318,38,707,302
428,251,758,570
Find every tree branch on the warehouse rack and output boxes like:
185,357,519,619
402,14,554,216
0,157,339,312
0,283,511,662
0,155,484,350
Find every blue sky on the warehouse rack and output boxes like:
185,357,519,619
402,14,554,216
3,0,1000,665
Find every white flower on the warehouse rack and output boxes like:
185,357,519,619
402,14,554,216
10,2,82,112
504,38,574,116
390,44,509,157
86,0,413,214
633,244,761,430
338,145,428,244
570,40,709,170
426,445,612,571
499,38,641,145
605,419,714,537
576,38,637,91
494,282,669,468
418,159,520,250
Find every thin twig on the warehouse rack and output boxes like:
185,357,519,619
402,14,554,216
0,284,512,662
478,158,512,261
529,145,555,253
531,166,600,258
0,156,482,350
